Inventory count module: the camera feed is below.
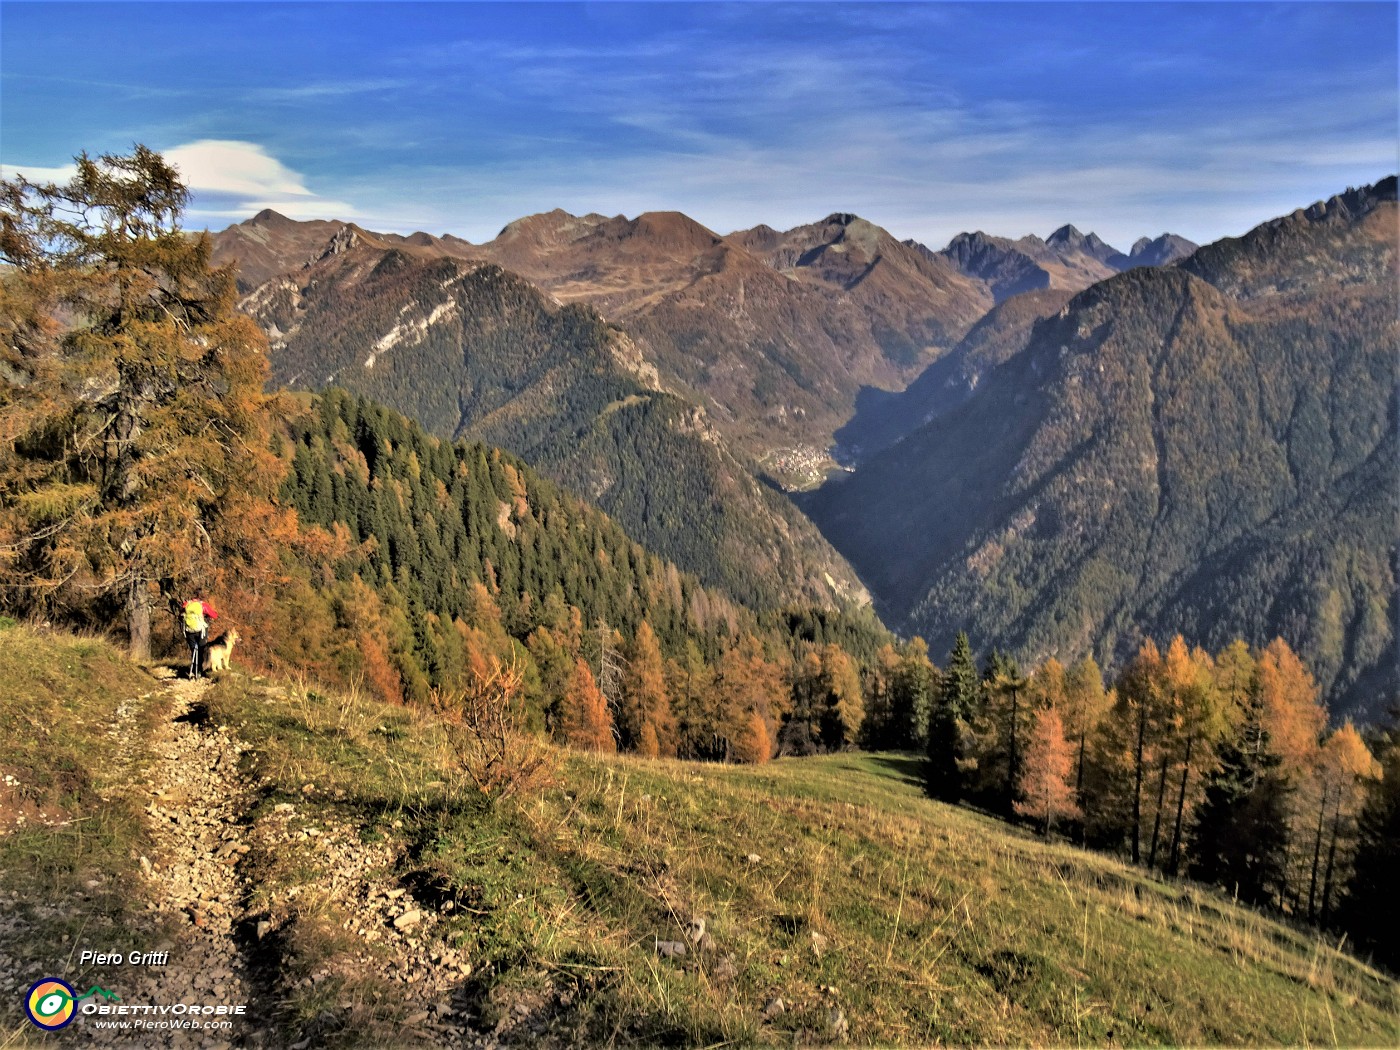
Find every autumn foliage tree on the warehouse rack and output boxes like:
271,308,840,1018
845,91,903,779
1340,728,1399,969
620,620,677,757
0,147,280,658
1302,722,1380,922
560,657,616,753
1014,707,1082,835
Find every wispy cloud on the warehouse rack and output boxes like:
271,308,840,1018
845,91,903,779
243,78,413,103
2,3,1392,251
165,140,358,225
0,161,79,184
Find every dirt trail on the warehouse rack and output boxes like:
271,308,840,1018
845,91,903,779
78,676,275,1049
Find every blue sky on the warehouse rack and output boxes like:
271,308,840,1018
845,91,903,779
2,2,1395,250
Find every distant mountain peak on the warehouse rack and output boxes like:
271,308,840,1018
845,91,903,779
1045,225,1125,266
1127,233,1199,268
496,208,582,240
1046,223,1085,246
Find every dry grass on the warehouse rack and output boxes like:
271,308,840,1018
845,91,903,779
200,676,1400,1047
0,626,176,1042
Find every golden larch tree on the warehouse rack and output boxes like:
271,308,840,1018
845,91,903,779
1,147,281,658
621,620,677,757
560,657,616,753
1015,707,1081,835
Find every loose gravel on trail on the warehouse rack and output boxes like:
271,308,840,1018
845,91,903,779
77,676,272,1048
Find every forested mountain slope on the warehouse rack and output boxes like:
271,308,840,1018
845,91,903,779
217,208,993,485
833,288,1076,461
462,209,994,476
241,227,867,611
807,178,1398,720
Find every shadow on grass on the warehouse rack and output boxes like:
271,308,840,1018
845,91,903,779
863,752,928,788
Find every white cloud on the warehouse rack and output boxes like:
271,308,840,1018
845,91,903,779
0,161,79,184
164,140,359,223
166,139,312,199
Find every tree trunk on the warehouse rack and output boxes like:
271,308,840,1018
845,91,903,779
1006,684,1020,810
1307,783,1329,921
1076,729,1088,845
1148,752,1171,869
1132,704,1148,865
1167,735,1195,875
127,576,152,662
1320,789,1345,924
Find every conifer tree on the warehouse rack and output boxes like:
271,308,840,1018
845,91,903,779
560,657,616,752
1,147,278,658
621,620,677,757
1190,677,1291,906
732,710,774,764
861,643,903,749
1163,641,1228,875
1014,708,1081,835
667,639,717,759
715,633,787,762
927,631,978,800
819,642,864,750
1061,655,1110,801
895,637,936,750
986,653,1030,812
783,648,826,756
1303,722,1380,921
1113,639,1167,865
1340,729,1399,969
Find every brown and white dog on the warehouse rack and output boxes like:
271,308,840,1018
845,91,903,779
205,628,240,674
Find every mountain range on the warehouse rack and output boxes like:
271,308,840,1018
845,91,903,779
221,207,999,481
805,177,1397,721
227,222,867,612
211,181,1396,718
926,226,1199,304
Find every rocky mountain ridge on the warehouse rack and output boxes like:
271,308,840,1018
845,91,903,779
806,177,1398,720
236,226,868,610
927,225,1199,303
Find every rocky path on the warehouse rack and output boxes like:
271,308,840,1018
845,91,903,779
79,675,274,1049
7,669,504,1047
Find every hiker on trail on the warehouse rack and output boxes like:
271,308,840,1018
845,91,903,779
182,595,218,680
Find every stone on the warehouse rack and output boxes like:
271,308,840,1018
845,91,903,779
827,1007,849,1042
761,997,785,1020
394,909,423,930
655,939,687,959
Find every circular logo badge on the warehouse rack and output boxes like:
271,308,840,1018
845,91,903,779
25,978,78,1030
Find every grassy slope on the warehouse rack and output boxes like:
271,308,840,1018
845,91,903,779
0,626,173,1038
0,633,1394,1046
202,671,1399,1049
